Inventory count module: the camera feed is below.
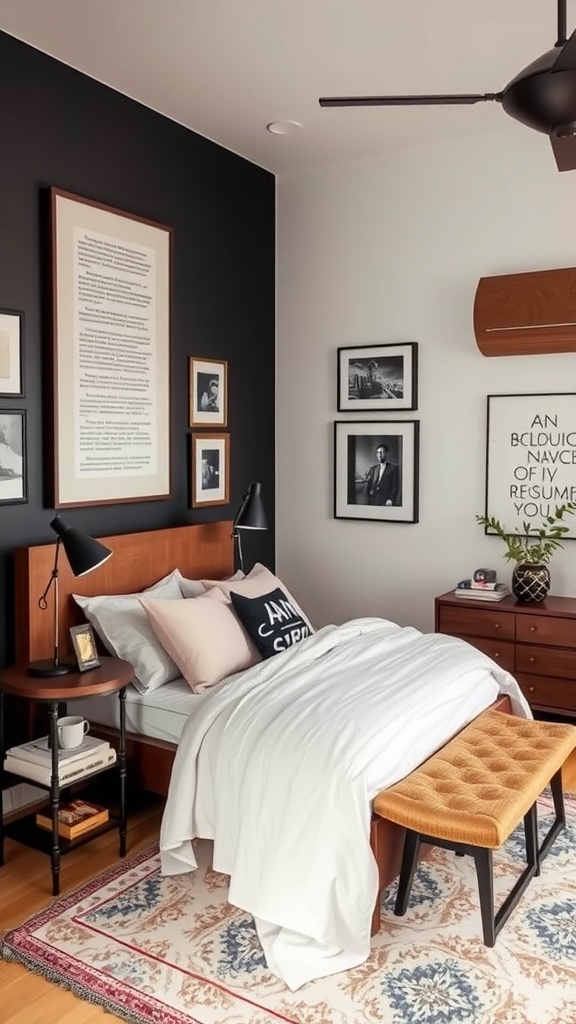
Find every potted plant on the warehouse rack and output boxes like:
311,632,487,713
476,502,576,603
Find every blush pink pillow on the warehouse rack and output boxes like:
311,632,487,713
200,563,314,631
140,588,260,693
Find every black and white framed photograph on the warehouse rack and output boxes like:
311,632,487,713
190,432,230,507
70,623,100,672
337,342,418,412
189,356,228,428
334,420,419,523
0,308,24,397
485,392,576,540
0,410,27,504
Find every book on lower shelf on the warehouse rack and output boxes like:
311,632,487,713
3,746,117,786
36,800,109,839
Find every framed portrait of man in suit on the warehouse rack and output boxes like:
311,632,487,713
333,420,419,523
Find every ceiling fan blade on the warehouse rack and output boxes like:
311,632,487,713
551,28,576,71
550,132,576,170
319,93,502,108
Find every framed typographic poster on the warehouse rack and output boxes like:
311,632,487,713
484,393,576,540
49,187,173,507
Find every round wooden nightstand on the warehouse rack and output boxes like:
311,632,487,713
0,656,133,895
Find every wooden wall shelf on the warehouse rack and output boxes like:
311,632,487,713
473,266,576,356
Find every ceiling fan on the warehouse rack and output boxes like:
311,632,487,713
319,0,576,171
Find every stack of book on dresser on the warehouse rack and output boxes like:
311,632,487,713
3,733,116,786
454,577,510,602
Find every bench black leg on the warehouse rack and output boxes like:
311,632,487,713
394,828,421,916
524,801,539,876
472,847,495,946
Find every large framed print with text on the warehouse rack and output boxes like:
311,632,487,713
49,187,173,507
485,392,576,540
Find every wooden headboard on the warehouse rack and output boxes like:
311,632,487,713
14,520,234,665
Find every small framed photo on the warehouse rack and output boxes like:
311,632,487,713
189,356,228,428
70,623,100,672
0,410,27,505
0,309,24,397
190,432,230,507
337,343,418,412
334,420,420,523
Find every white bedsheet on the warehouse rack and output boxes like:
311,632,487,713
160,617,530,990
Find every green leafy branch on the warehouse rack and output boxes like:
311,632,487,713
476,502,576,564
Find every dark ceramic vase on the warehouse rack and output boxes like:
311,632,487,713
511,562,551,603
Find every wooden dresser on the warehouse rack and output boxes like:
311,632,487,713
435,591,576,719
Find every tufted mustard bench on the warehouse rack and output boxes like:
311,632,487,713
373,710,576,946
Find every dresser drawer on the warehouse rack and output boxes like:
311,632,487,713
515,643,576,679
460,635,516,673
438,606,515,641
515,672,576,714
516,614,576,649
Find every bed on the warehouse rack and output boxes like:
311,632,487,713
14,521,529,989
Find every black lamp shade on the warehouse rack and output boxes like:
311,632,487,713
234,481,268,531
51,515,113,576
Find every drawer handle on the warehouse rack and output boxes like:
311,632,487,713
493,652,500,659
529,656,536,663
493,623,500,629
529,626,536,633
529,686,535,693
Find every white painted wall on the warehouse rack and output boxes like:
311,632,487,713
276,125,576,633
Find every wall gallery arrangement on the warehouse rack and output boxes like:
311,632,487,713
484,391,576,540
334,420,420,524
49,187,172,508
334,342,420,524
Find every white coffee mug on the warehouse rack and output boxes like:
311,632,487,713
57,715,90,750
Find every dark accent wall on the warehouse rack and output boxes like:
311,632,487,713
0,31,276,671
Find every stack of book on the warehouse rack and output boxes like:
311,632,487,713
36,799,109,839
3,734,116,786
454,578,510,602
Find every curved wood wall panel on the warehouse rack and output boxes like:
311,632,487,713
473,266,576,356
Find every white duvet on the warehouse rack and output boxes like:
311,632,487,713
160,618,530,990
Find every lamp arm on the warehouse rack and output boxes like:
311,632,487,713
37,537,62,667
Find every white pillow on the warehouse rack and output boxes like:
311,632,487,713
73,570,184,694
140,587,260,693
177,568,245,599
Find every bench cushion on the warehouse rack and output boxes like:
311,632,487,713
373,710,576,848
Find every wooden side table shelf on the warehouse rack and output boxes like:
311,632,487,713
0,655,133,894
435,592,576,720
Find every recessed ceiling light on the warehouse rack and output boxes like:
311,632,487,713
266,120,302,135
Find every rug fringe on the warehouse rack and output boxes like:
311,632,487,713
0,940,200,1024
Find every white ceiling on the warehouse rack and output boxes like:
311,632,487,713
1,0,575,175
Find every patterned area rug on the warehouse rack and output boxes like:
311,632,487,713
2,795,576,1024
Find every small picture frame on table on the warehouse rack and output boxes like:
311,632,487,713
70,623,100,672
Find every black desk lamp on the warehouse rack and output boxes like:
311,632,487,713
231,481,268,573
27,515,113,677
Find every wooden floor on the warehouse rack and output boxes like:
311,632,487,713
1,751,576,1024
